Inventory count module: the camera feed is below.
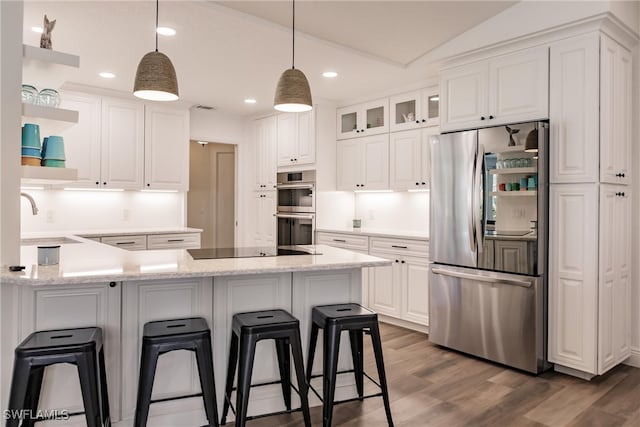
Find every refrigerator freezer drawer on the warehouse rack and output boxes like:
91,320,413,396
429,265,545,373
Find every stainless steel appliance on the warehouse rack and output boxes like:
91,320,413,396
429,121,549,373
276,170,315,246
188,245,321,260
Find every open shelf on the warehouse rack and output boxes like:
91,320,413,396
494,146,527,154
20,165,77,185
22,103,79,123
22,45,80,68
490,191,537,197
490,167,536,175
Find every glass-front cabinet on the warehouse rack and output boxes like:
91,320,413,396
389,86,440,132
336,98,389,139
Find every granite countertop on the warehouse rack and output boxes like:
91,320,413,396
74,227,203,237
316,227,429,241
1,237,389,286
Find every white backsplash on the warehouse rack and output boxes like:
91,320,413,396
20,190,185,233
315,191,356,229
354,191,429,233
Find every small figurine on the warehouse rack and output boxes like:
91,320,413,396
505,125,520,146
40,15,56,50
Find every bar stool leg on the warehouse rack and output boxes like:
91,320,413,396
275,338,292,411
221,332,239,425
306,323,319,383
322,323,341,427
349,330,364,400
76,350,102,427
194,336,220,427
370,322,394,427
235,333,257,427
290,330,312,427
134,344,160,427
23,366,45,427
7,357,32,427
98,347,111,427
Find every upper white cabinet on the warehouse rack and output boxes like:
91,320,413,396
440,46,549,132
277,110,315,167
254,116,278,190
337,98,388,139
389,127,436,190
600,35,632,186
337,134,389,191
144,104,190,190
389,86,440,132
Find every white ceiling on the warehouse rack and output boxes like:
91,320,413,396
22,1,517,116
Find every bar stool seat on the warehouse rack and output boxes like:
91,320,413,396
134,317,218,427
221,309,311,427
307,303,394,427
7,327,110,427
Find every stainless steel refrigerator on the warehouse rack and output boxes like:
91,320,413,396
429,121,549,373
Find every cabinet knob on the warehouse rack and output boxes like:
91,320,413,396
489,115,495,120
401,260,405,264
356,184,360,188
361,129,365,133
103,182,107,186
422,119,426,123
416,120,420,124
147,183,150,187
480,116,486,120
294,158,297,161
95,181,99,185
395,260,399,263
421,182,426,185
356,130,360,133
109,282,117,288
361,184,364,187
416,182,419,186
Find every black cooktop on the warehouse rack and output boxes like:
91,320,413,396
187,246,321,260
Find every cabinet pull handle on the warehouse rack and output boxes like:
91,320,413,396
109,282,117,288
489,115,495,119
168,239,185,242
332,239,347,243
480,116,486,120
116,241,136,245
421,182,426,185
401,260,405,263
391,245,408,249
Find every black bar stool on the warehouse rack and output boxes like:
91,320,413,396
220,309,311,427
133,317,219,427
306,303,394,427
6,327,110,427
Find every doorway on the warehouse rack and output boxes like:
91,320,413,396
187,141,236,248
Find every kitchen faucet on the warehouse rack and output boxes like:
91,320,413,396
21,192,39,215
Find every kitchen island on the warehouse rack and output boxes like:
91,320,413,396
0,237,389,426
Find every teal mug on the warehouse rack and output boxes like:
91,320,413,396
21,123,41,148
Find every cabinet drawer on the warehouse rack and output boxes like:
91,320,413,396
101,235,147,251
369,237,428,257
147,233,201,250
316,232,369,251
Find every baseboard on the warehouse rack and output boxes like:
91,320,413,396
554,363,595,381
624,347,640,368
377,314,429,334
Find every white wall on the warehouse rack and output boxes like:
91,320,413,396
20,190,185,232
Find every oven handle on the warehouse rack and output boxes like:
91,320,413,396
275,213,315,220
276,184,315,190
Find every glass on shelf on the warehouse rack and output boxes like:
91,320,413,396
37,89,61,108
22,85,38,104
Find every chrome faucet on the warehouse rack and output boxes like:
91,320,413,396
20,192,39,215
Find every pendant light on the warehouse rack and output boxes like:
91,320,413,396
274,0,312,112
133,0,179,101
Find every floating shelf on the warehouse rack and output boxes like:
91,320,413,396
22,103,79,123
495,146,528,154
490,191,537,197
20,165,77,185
22,45,80,68
490,167,536,175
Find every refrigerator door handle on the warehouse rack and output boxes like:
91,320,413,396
431,267,532,288
467,152,476,253
474,144,485,253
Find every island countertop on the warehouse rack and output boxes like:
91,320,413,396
1,237,390,286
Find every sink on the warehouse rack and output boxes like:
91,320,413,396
20,237,82,246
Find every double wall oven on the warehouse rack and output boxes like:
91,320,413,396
276,170,315,246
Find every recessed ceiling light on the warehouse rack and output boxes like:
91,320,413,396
99,72,116,79
31,26,43,33
244,98,257,104
322,71,338,78
156,27,176,36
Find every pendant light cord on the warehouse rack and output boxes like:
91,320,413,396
292,0,295,69
155,0,159,52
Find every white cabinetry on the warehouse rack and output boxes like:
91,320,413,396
254,116,277,190
144,104,190,190
389,86,439,132
493,240,529,274
101,234,147,251
147,233,201,250
440,46,549,132
389,128,436,190
337,134,389,191
277,111,315,167
336,98,388,139
254,192,276,246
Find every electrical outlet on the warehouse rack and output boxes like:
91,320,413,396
122,209,130,221
45,210,54,223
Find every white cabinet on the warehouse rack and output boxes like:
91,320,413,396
389,128,435,190
389,86,439,132
254,191,276,246
147,233,201,250
600,35,632,186
254,116,277,190
402,256,430,325
336,98,388,139
144,104,190,190
337,134,389,191
493,240,529,274
549,33,600,183
440,46,549,132
277,111,315,167
100,97,145,190
368,254,403,318
18,283,122,422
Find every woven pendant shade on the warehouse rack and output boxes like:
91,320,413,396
133,51,179,101
274,68,312,112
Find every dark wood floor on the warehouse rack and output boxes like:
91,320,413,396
240,323,640,427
